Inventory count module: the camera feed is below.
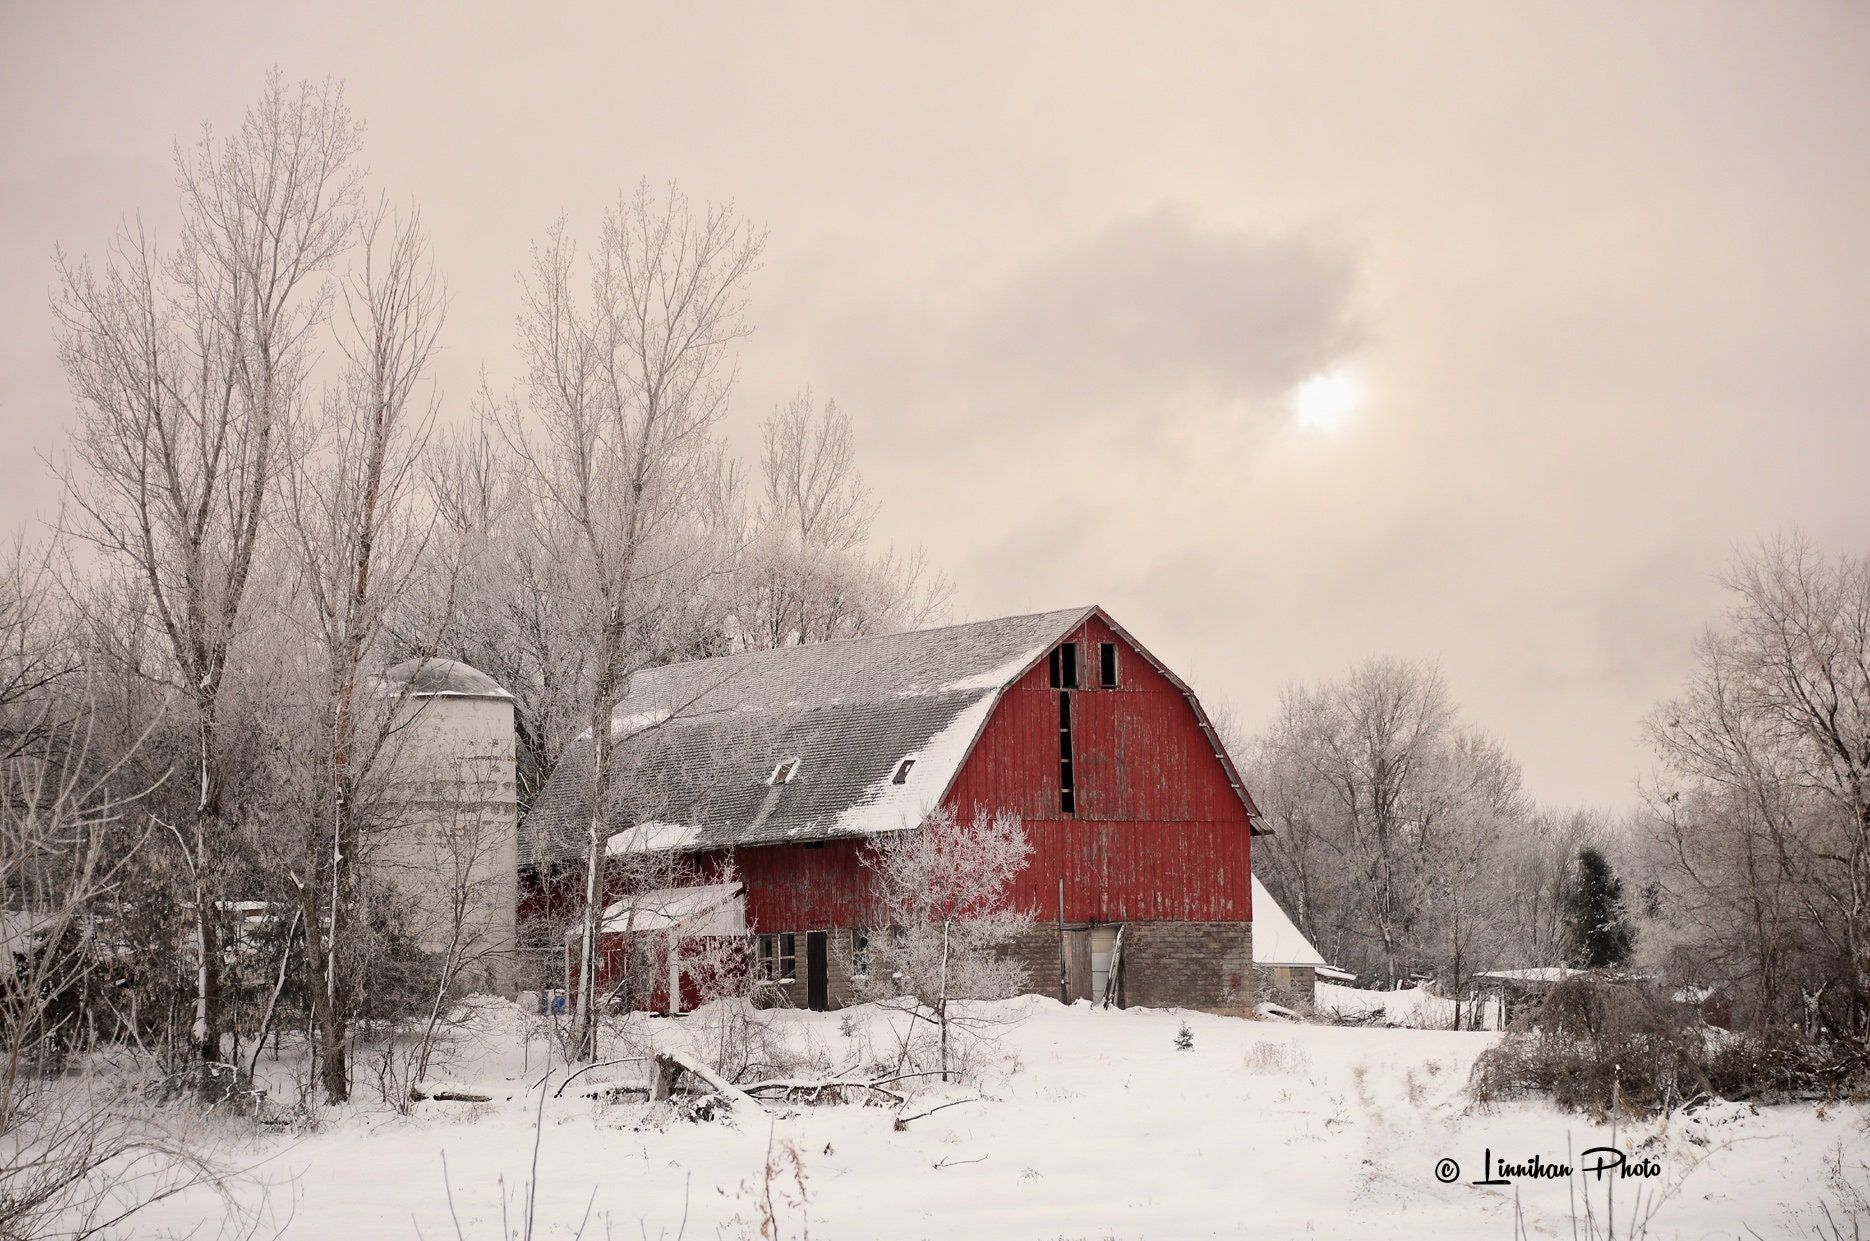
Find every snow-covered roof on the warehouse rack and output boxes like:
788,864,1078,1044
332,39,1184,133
380,657,512,700
523,608,1093,866
599,882,745,935
1475,966,1587,984
1251,876,1327,968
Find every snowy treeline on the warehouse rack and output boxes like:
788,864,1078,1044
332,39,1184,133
1245,537,1870,1040
1242,658,1597,1004
0,72,947,1224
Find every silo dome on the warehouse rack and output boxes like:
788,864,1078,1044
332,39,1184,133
379,657,513,699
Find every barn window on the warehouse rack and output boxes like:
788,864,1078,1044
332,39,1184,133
1058,690,1076,814
767,758,800,786
850,927,870,977
757,933,796,982
1099,642,1119,688
891,757,915,785
1048,642,1079,689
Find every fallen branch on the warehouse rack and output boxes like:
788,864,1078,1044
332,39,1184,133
741,1079,905,1106
894,1096,980,1130
933,1154,987,1170
410,1081,507,1104
553,1056,652,1099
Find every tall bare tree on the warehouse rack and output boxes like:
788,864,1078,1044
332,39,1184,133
54,75,364,1078
279,200,444,1102
504,181,764,1059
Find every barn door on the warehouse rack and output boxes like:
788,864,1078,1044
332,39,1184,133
806,931,829,1011
1090,926,1120,1006
1063,929,1093,1001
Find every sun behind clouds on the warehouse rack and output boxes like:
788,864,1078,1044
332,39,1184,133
1290,367,1364,432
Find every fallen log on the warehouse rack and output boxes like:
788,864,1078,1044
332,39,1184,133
409,1081,504,1103
651,1051,760,1113
741,1079,905,1106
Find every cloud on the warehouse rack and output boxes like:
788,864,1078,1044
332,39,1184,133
962,205,1363,418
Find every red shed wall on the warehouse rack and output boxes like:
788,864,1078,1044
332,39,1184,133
712,613,1253,931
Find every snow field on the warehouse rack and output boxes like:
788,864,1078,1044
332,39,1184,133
119,996,1863,1240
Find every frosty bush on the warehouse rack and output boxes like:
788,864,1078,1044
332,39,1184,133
854,808,1032,1081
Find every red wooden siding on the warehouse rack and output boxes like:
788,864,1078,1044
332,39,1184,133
695,840,869,931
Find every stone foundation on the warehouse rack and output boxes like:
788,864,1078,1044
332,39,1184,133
1122,921,1255,1014
749,920,1255,1016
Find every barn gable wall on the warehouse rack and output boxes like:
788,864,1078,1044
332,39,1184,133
947,612,1252,924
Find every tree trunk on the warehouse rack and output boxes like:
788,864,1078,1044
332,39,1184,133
191,704,225,1086
938,919,951,1082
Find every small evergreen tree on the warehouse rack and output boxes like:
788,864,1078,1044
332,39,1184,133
1564,847,1635,968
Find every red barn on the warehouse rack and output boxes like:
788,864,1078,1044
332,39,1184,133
519,606,1263,1013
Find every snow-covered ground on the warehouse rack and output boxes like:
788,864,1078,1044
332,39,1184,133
105,997,1865,1239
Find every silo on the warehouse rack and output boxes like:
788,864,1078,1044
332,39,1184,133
376,658,519,997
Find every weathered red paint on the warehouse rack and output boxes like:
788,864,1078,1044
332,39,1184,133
522,610,1256,940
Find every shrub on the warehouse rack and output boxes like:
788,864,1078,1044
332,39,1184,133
1472,978,1870,1117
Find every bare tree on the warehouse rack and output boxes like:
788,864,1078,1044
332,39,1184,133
502,181,764,1060
736,391,951,650
277,199,444,1102
1249,659,1528,987
855,808,1032,1081
1648,535,1870,1033
54,74,364,1080
418,410,594,813
0,530,79,762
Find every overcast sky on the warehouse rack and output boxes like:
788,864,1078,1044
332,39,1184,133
3,3,1867,810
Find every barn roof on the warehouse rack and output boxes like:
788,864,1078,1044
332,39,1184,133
521,606,1092,868
1251,876,1327,968
520,605,1261,869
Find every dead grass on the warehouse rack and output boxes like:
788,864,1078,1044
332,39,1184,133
1242,1041,1311,1075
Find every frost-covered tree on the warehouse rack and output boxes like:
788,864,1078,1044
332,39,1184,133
502,181,763,1060
54,74,364,1080
277,200,445,1103
1247,659,1527,986
856,808,1032,1081
1648,535,1870,1032
734,391,949,650
1564,846,1635,969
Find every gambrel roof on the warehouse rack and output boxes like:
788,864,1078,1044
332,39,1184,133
520,605,1258,868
